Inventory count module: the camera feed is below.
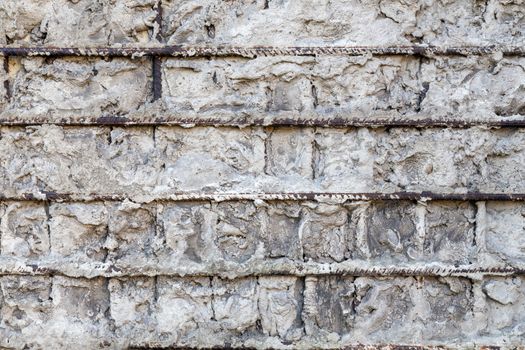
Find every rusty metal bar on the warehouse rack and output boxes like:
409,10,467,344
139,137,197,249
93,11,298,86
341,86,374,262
6,191,525,202
128,345,448,350
0,45,523,58
2,259,524,278
0,116,524,128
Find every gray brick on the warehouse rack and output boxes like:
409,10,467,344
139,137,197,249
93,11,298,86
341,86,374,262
156,126,265,192
8,58,151,119
161,56,525,122
48,276,112,347
361,201,418,262
155,277,213,343
352,277,415,343
211,277,259,333
257,276,303,340
314,128,375,191
481,276,525,338
419,277,474,341
260,201,303,260
0,203,49,259
0,276,52,347
49,203,108,262
109,277,156,344
424,202,476,265
485,202,525,265
0,0,158,46
0,126,159,197
300,203,355,263
266,128,314,179
303,276,354,336
107,202,160,268
212,201,263,263
374,128,525,192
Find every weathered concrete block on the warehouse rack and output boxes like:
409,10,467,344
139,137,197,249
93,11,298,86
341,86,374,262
375,128,525,192
161,56,421,117
352,277,415,343
481,276,525,338
49,203,108,262
211,277,259,333
107,202,159,267
157,201,212,265
155,277,213,343
0,203,49,259
161,55,525,121
485,202,525,265
424,202,475,265
157,126,265,192
9,57,151,118
300,203,355,263
48,276,111,348
0,59,6,109
266,127,314,179
0,0,158,46
0,126,161,197
212,201,263,263
420,56,525,119
257,276,303,341
0,276,52,333
260,201,303,260
162,0,524,46
360,201,417,262
419,277,473,341
109,277,156,344
314,128,375,191
303,276,354,337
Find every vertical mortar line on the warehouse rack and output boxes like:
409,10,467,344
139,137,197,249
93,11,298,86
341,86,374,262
415,200,427,259
355,201,370,259
302,276,318,336
151,0,163,101
44,201,52,254
3,56,10,102
474,201,487,261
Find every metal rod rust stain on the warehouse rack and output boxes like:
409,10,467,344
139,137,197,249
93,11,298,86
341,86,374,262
0,116,525,128
1,45,523,57
7,191,525,202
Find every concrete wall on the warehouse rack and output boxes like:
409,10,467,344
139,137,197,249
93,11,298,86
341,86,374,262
0,0,524,349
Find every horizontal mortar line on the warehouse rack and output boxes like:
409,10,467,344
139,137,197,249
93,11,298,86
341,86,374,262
0,116,525,128
128,345,449,350
6,191,525,202
0,45,523,58
2,262,524,278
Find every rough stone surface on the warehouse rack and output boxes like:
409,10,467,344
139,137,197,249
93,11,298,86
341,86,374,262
0,0,159,46
162,0,525,46
1,1,525,349
0,126,524,197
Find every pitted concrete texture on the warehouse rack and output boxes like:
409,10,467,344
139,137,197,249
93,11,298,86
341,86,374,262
1,0,525,349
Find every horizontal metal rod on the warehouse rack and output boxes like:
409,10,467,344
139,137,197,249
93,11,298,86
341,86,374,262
0,116,524,128
2,260,524,278
7,191,525,202
0,45,523,58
